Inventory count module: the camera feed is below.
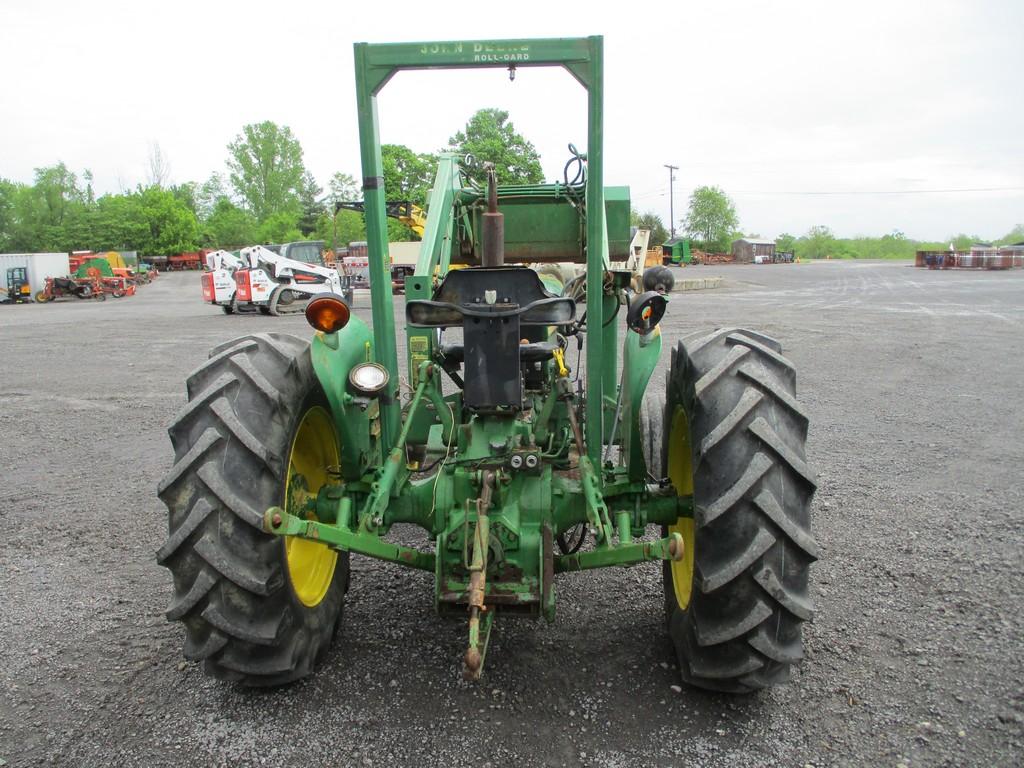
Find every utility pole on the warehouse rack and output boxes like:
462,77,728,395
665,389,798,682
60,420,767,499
664,164,678,239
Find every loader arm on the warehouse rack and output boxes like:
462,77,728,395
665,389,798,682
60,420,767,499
242,245,343,292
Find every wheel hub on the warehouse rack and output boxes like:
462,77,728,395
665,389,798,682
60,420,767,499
284,405,340,607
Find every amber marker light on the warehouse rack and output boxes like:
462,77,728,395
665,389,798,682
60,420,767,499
305,295,351,334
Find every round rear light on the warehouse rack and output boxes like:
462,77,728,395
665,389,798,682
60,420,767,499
305,295,351,334
349,363,390,396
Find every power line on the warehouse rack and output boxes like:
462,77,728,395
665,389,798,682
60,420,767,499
631,190,666,200
731,186,1024,197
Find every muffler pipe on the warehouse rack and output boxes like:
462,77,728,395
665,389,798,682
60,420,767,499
481,164,504,268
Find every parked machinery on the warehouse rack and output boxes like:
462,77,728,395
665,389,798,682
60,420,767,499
231,245,353,315
159,36,816,693
334,202,428,292
200,249,246,313
167,252,204,270
663,237,699,266
73,258,131,298
4,268,33,303
34,276,105,302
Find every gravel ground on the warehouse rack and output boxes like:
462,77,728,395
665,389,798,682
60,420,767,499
1,261,1022,767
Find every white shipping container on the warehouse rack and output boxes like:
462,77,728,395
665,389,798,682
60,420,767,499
388,241,420,266
0,253,70,294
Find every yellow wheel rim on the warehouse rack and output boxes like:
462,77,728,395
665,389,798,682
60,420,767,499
284,405,339,608
666,405,697,611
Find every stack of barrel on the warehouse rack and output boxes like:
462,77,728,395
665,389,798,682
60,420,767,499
915,248,1024,270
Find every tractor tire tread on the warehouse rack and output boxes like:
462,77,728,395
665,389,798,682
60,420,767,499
165,566,217,621
156,498,215,565
183,629,228,661
639,393,667,478
663,327,816,693
158,332,347,685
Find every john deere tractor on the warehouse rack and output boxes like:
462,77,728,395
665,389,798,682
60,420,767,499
158,36,816,692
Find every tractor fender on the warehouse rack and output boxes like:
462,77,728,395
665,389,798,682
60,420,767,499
622,325,663,483
309,314,380,479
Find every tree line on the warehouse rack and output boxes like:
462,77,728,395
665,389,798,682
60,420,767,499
0,108,542,257
632,185,1024,259
5,117,1018,261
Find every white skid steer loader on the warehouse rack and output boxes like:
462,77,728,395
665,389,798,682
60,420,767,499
231,245,353,316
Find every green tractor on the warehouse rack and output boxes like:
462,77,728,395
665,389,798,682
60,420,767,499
158,36,817,692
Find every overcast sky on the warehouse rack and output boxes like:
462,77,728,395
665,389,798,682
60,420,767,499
2,0,1021,240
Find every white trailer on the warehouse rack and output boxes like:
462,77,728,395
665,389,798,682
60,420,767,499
0,253,70,295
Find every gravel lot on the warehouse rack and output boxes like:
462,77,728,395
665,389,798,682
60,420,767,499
2,261,1022,767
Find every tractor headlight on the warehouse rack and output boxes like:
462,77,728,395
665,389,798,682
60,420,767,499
349,363,389,396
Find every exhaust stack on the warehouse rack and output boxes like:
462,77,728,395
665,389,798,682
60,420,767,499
481,164,504,268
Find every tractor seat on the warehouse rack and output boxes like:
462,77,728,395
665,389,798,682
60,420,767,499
406,266,576,329
406,267,575,411
437,339,560,364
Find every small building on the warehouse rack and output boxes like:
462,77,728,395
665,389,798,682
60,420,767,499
731,238,776,264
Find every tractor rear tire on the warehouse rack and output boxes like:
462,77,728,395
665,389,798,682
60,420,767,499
157,332,349,686
660,328,817,693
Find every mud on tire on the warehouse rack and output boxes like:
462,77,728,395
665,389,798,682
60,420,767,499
157,332,348,686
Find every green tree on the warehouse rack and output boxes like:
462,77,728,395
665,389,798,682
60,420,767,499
136,187,201,256
999,224,1024,244
82,170,95,205
328,172,359,203
196,173,229,220
92,194,149,252
630,209,669,246
948,233,977,250
387,219,414,242
206,198,258,248
227,121,307,220
59,202,97,251
170,181,199,216
7,181,53,250
447,108,543,186
0,179,16,249
257,210,302,244
797,225,835,260
381,144,437,206
33,162,82,227
682,185,738,252
776,232,797,253
314,209,366,250
297,171,323,236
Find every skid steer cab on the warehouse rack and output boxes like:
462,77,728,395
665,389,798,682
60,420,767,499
159,35,817,692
